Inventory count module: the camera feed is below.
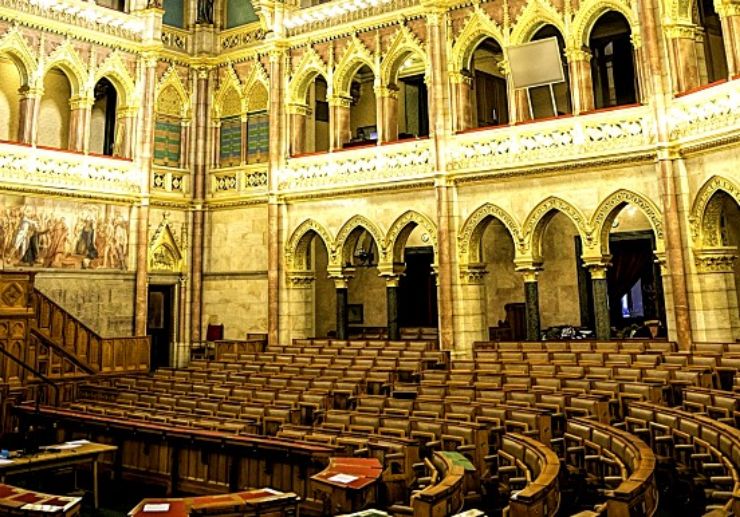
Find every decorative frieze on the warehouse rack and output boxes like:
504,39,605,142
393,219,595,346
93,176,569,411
210,164,268,196
669,80,740,141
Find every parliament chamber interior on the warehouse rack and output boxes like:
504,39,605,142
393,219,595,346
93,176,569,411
0,0,738,513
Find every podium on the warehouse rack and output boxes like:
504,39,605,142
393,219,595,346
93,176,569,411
310,457,383,515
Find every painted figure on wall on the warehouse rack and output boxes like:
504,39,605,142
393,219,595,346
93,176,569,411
0,196,130,270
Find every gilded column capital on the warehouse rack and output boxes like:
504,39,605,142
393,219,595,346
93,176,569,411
565,47,591,62
381,274,402,288
374,85,399,99
582,255,612,279
694,246,738,273
286,102,310,115
69,95,94,109
663,23,699,39
448,71,473,85
18,86,43,99
328,95,352,108
459,264,488,285
715,0,740,17
286,271,316,288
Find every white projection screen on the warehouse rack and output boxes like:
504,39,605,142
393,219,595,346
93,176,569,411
506,37,565,89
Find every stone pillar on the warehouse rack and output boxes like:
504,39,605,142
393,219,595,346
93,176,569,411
693,248,740,341
377,86,398,143
457,265,489,349
520,269,541,341
587,264,611,340
180,119,191,169
450,72,473,132
286,273,316,340
638,0,694,349
665,24,701,92
115,106,138,159
329,95,351,150
133,56,158,335
717,2,740,77
68,95,92,152
566,48,595,114
287,103,308,155
190,67,210,343
17,87,40,144
513,88,531,122
385,275,400,340
334,276,349,339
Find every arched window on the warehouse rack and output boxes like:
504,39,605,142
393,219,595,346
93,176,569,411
529,25,572,118
470,38,508,127
0,55,23,142
90,77,118,156
697,0,728,83
396,54,429,139
219,86,243,167
245,82,269,164
38,68,73,149
154,85,183,167
589,11,637,109
346,65,377,147
310,76,329,153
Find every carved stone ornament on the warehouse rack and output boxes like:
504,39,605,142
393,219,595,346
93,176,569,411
694,247,738,273
148,215,184,272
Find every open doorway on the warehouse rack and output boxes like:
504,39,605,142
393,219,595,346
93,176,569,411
147,284,174,370
398,247,438,328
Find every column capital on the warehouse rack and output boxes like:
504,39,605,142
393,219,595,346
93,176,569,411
286,271,316,288
663,23,699,39
715,0,740,17
328,95,352,108
448,71,473,85
459,263,488,285
286,102,310,116
18,85,43,99
374,85,399,99
582,255,612,279
381,274,402,288
69,95,94,110
694,246,738,273
565,47,591,62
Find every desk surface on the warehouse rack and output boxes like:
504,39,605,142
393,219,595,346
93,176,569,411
311,457,383,490
129,488,299,517
0,442,117,475
0,483,82,514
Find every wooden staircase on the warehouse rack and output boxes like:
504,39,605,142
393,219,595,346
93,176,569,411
0,272,150,412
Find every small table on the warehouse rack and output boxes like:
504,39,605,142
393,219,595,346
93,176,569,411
310,457,383,514
0,441,117,509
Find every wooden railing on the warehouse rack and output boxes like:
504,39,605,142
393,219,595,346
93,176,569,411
32,289,150,374
502,433,560,517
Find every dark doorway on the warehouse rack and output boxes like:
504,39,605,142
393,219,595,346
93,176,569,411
398,247,438,328
589,11,637,109
147,284,174,370
399,74,429,138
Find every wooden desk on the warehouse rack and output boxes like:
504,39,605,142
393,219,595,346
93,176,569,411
0,442,117,509
129,488,300,516
310,457,383,514
0,483,82,516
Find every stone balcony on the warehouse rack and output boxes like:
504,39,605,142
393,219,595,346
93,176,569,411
0,141,141,196
209,163,268,199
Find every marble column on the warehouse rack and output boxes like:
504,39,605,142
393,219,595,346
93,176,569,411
385,275,400,340
588,264,611,340
115,107,138,159
190,68,210,344
377,86,398,143
287,103,308,155
286,273,316,340
665,24,701,92
521,270,541,341
450,73,473,132
68,95,92,152
334,276,350,340
513,88,532,122
717,3,740,77
17,87,40,144
329,95,351,150
566,48,595,114
693,248,740,341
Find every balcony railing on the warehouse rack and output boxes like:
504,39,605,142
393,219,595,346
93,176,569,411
210,163,268,197
0,142,140,195
669,79,740,143
218,22,266,52
152,165,189,195
7,0,145,40
162,25,189,52
447,105,656,174
285,0,421,36
279,138,433,192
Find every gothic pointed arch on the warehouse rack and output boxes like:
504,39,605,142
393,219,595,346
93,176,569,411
510,0,565,45
94,52,136,107
522,197,590,261
458,203,523,266
333,36,377,98
380,26,427,87
0,29,37,86
385,210,438,266
690,175,740,247
450,8,507,73
43,41,87,96
148,217,184,273
212,65,245,119
243,61,269,112
285,219,335,271
334,215,386,268
590,190,665,255
156,67,190,119
287,48,328,105
572,0,639,48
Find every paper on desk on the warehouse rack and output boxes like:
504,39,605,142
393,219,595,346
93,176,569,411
0,459,14,465
21,504,63,512
65,439,90,446
143,503,171,512
327,473,358,484
51,444,80,450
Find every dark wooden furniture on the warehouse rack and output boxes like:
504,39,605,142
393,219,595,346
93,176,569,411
129,488,300,516
310,457,382,514
489,303,526,341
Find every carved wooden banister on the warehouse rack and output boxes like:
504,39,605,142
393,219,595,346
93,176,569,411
30,328,96,376
0,346,59,406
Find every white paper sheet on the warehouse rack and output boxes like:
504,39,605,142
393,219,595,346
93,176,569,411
327,473,358,484
143,503,171,512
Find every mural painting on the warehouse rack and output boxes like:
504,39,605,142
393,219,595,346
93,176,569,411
0,194,131,270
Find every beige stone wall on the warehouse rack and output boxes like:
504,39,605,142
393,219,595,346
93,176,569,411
89,97,108,155
0,59,20,142
481,220,522,327
202,204,268,337
538,212,581,328
350,79,377,138
35,271,135,336
38,69,71,149
314,239,335,337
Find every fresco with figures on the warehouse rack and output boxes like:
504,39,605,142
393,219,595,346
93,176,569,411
0,194,131,270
